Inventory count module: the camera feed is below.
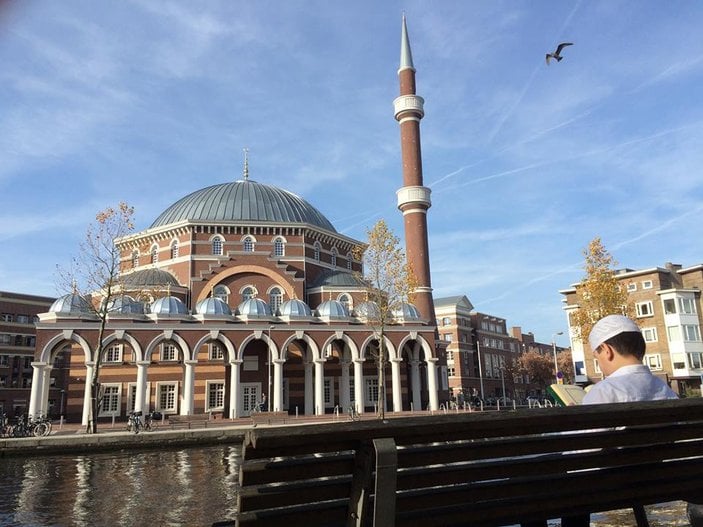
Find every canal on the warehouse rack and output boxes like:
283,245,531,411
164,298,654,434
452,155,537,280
0,445,241,526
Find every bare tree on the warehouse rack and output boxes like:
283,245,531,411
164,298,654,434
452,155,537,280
56,202,135,433
354,219,417,419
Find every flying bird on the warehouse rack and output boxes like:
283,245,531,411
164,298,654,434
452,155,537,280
546,42,573,65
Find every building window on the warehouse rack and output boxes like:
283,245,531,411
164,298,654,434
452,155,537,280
212,236,223,256
16,315,29,324
593,358,602,374
636,301,654,317
672,353,686,369
131,250,139,268
642,280,653,289
324,378,333,406
104,344,123,363
207,382,225,411
1,313,12,322
157,383,178,413
241,286,256,302
627,283,637,292
0,355,9,366
688,353,703,370
313,242,321,262
683,325,701,342
331,248,338,267
209,343,224,360
667,326,681,342
365,378,379,404
645,354,662,370
443,334,452,342
213,285,229,303
269,287,283,314
346,252,353,270
170,241,179,259
448,366,455,377
642,327,658,342
99,385,121,416
680,298,697,315
338,294,352,313
149,244,158,264
243,236,254,252
663,299,677,315
161,343,177,361
273,237,285,257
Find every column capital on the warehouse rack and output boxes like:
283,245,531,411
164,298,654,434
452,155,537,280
183,360,198,366
136,361,151,367
390,358,403,364
31,362,48,368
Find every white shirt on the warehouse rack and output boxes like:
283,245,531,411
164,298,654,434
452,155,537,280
582,364,678,405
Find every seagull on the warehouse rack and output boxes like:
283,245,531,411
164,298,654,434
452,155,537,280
546,42,573,65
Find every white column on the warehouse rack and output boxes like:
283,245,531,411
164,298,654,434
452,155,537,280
40,365,52,417
135,361,149,413
390,358,403,412
304,360,313,415
180,360,197,415
340,360,351,411
314,359,325,416
272,359,284,412
353,358,365,414
426,358,439,411
28,362,47,419
410,360,422,411
228,360,241,419
81,362,95,427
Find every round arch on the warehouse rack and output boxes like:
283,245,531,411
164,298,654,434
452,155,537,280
144,331,192,362
192,331,237,363
280,332,320,362
102,332,144,362
320,333,359,362
397,333,434,361
359,334,397,361
39,331,92,364
197,264,295,303
238,332,280,362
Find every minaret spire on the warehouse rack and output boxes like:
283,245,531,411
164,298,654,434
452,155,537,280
242,147,249,181
393,16,435,323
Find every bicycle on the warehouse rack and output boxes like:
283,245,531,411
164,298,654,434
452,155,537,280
143,411,161,432
126,411,143,434
347,404,360,421
11,415,32,437
32,414,53,437
0,413,12,438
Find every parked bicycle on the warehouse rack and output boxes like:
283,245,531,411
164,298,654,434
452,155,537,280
127,411,143,434
143,411,161,432
0,413,11,438
127,410,161,434
347,404,360,421
32,414,52,437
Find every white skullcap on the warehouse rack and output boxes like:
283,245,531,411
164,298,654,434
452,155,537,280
589,314,640,351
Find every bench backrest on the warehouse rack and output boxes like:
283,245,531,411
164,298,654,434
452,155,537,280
233,399,703,527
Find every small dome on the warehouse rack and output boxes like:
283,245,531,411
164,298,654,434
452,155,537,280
107,295,144,315
353,301,381,320
151,295,188,315
315,299,349,319
123,269,180,288
238,298,272,317
277,298,312,317
196,297,232,316
50,293,92,315
393,302,422,321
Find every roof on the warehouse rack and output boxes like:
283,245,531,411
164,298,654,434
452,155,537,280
150,179,336,232
123,269,180,288
310,270,366,289
434,295,474,311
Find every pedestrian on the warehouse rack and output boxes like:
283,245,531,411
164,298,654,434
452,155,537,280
260,393,267,412
523,314,678,527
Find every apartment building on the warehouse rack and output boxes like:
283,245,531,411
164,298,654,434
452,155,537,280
561,262,703,395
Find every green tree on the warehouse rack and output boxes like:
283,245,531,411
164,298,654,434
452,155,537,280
57,202,135,433
354,219,417,419
570,237,635,346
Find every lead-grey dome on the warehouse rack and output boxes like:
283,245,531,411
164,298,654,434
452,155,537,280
277,298,312,317
50,293,92,315
195,297,232,316
238,298,272,317
107,295,144,315
315,299,349,319
151,295,188,315
150,179,336,232
123,269,180,288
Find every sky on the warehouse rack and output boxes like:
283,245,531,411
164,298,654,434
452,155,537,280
1,1,702,347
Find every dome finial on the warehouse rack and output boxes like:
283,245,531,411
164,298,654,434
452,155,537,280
243,147,250,181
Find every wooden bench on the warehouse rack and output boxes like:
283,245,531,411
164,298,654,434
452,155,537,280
168,414,211,429
250,411,290,426
218,398,703,527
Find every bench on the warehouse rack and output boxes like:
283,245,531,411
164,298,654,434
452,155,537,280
168,414,211,429
250,411,290,427
220,398,703,527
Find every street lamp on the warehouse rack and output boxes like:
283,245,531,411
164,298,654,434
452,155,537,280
552,332,564,383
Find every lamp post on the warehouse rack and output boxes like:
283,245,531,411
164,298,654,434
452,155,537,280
476,340,485,400
267,326,274,412
552,332,564,383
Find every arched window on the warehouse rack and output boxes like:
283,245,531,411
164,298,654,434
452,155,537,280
269,287,283,314
346,251,353,270
243,236,254,252
132,250,139,269
150,244,159,264
212,236,223,256
170,240,179,259
241,286,256,302
313,242,321,262
213,285,229,304
339,293,352,313
331,247,338,267
273,237,285,257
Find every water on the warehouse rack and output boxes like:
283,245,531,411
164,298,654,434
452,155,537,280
0,446,691,526
0,446,241,527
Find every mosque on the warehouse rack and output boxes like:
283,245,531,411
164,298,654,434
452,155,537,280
28,18,448,425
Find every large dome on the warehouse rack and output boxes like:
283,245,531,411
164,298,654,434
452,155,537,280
150,179,336,232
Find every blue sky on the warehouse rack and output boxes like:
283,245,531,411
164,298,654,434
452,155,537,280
2,1,702,346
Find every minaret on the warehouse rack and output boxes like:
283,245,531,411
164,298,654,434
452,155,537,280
394,16,435,323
